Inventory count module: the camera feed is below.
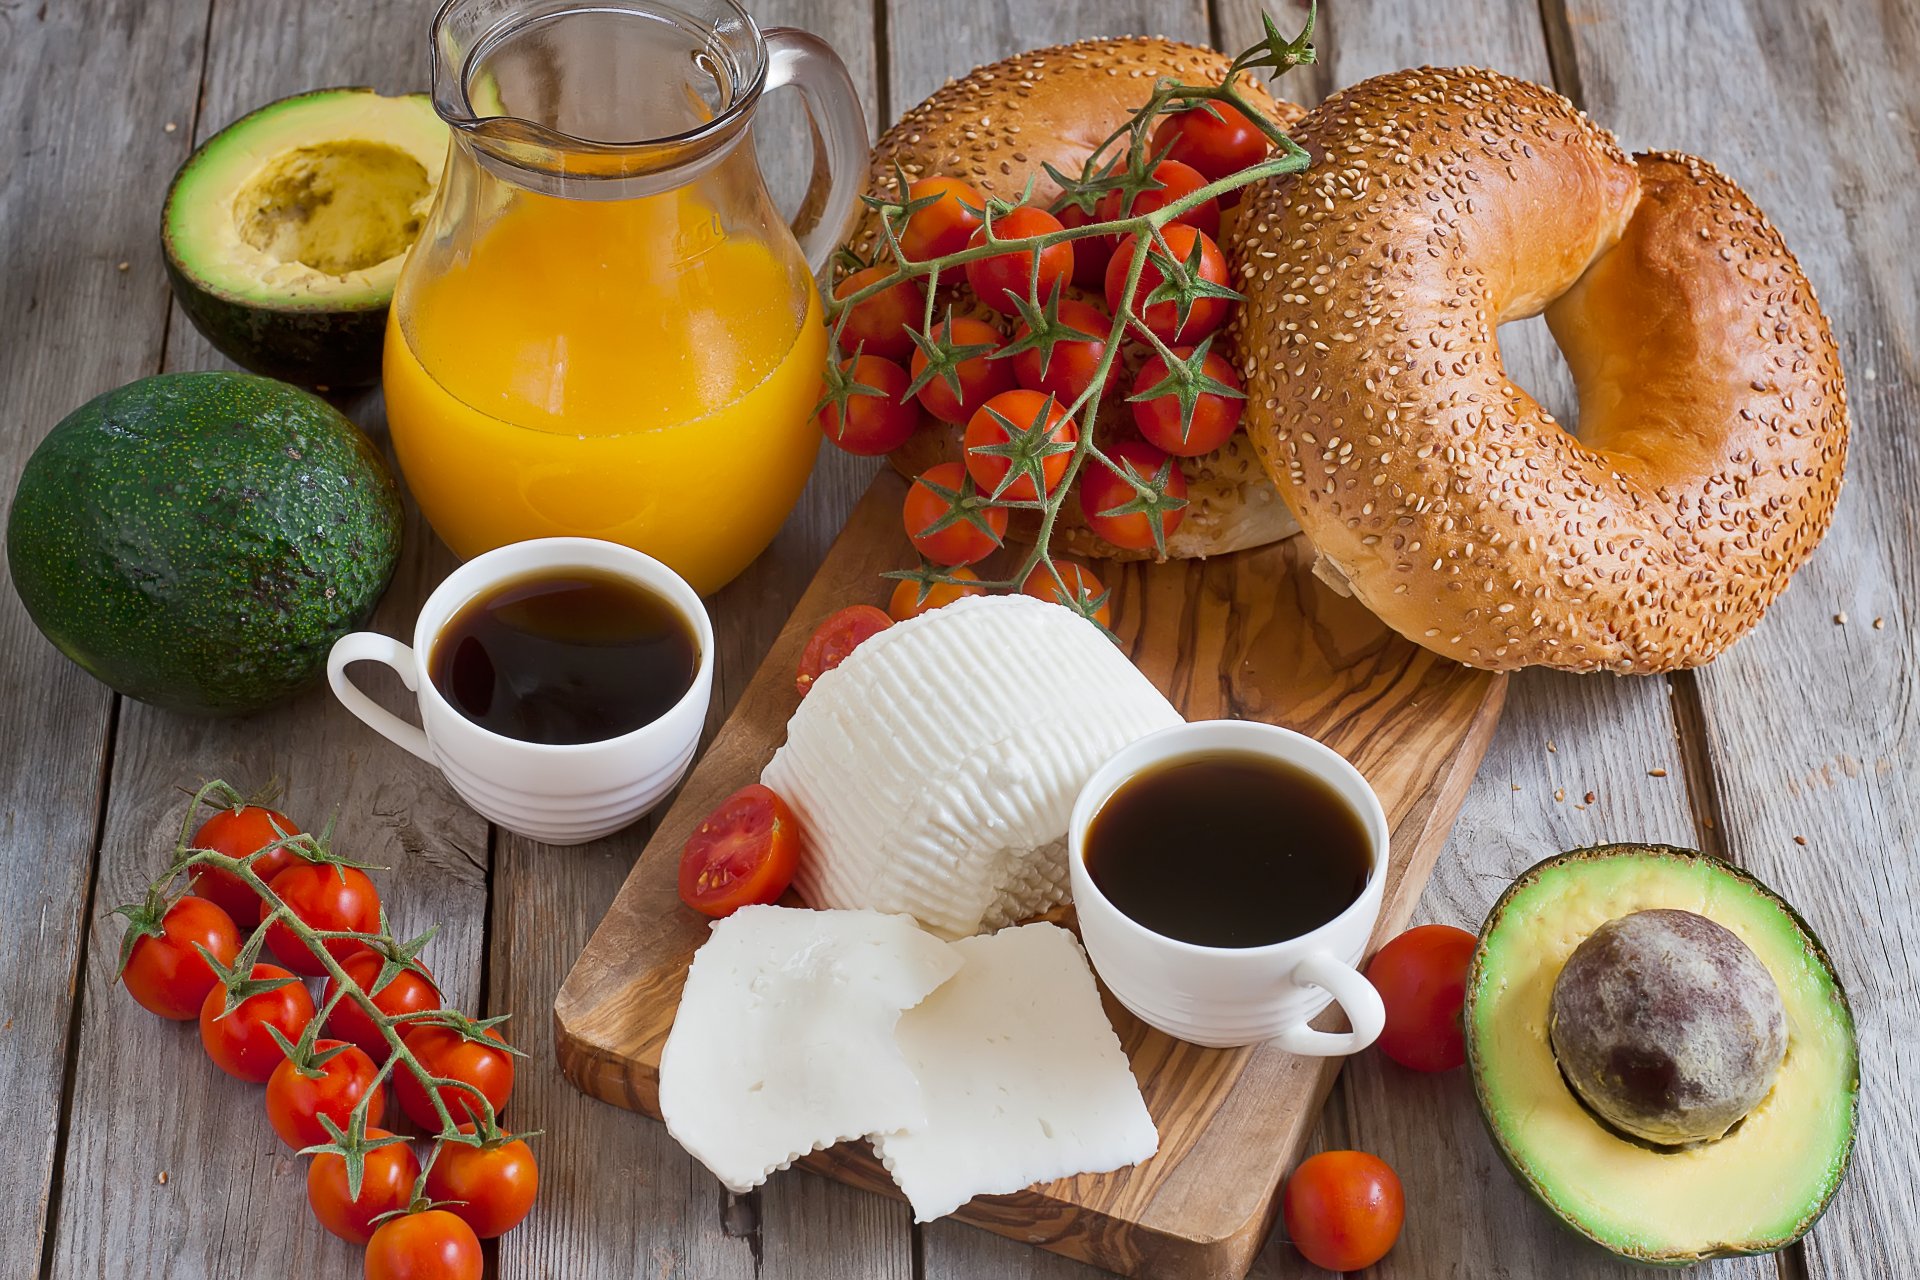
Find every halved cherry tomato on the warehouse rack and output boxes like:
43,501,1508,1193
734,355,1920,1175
1129,346,1245,456
1105,224,1233,344
308,1127,421,1245
1055,202,1112,289
832,264,924,361
677,783,802,919
396,1022,515,1131
1020,561,1112,627
424,1124,540,1239
265,1038,385,1149
366,1209,483,1280
1151,101,1271,188
121,895,240,1020
1282,1150,1405,1272
964,205,1072,315
199,962,317,1083
899,176,985,261
1093,159,1221,245
189,804,302,926
797,605,893,696
1364,923,1477,1072
910,317,1014,425
887,568,984,621
1010,298,1114,404
324,952,443,1063
904,461,1007,566
1078,440,1188,552
265,862,381,977
818,354,919,456
964,389,1076,501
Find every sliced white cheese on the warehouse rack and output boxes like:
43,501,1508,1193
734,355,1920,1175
659,905,962,1194
872,922,1159,1222
764,594,1182,938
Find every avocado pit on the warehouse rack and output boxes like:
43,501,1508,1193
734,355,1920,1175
233,140,430,277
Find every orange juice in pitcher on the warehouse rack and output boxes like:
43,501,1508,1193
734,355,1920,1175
386,0,867,594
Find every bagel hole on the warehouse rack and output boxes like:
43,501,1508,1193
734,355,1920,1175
1497,316,1579,432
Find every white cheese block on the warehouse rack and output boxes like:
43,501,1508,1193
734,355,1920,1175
763,594,1182,938
659,905,962,1194
872,921,1159,1221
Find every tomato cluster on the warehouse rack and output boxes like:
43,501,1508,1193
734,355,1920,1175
117,795,538,1278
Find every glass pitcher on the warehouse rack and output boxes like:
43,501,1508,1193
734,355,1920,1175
385,0,867,595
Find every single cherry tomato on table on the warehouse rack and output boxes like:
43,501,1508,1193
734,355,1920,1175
797,605,893,696
1010,298,1115,404
365,1209,483,1280
903,461,1007,566
1282,1149,1405,1272
910,317,1014,425
964,389,1077,502
188,804,302,927
1129,345,1246,456
265,862,381,976
120,895,240,1020
1151,101,1271,189
817,354,919,456
964,204,1073,315
308,1127,422,1245
887,568,984,621
678,783,802,918
424,1123,540,1239
1078,439,1188,552
1105,224,1233,345
324,952,444,1063
898,175,985,261
1364,923,1478,1072
198,962,317,1083
1020,561,1112,628
1055,202,1112,289
265,1037,385,1149
396,1022,516,1131
831,264,925,362
1093,159,1221,245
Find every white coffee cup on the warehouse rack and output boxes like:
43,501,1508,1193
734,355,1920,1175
327,537,714,846
1067,719,1389,1053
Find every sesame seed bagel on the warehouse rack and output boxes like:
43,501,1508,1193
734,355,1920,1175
1229,67,1847,673
849,36,1306,561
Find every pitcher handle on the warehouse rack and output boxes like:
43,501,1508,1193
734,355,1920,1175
328,633,434,762
763,27,870,277
1273,950,1388,1058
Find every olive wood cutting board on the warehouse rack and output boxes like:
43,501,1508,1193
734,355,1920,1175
555,469,1506,1280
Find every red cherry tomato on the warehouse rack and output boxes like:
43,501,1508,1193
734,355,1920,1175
1282,1150,1405,1272
1105,225,1233,344
1078,439,1188,552
364,1209,483,1280
910,317,1015,425
1093,159,1221,245
1129,346,1245,456
308,1127,421,1245
324,952,444,1063
1151,101,1271,187
265,1038,385,1149
396,1023,516,1131
424,1124,540,1239
964,205,1072,315
1010,298,1115,404
188,804,302,926
265,862,381,977
1364,923,1478,1072
1020,561,1112,628
198,962,317,1083
121,895,240,1021
818,354,919,456
677,783,802,917
1055,202,1112,289
832,264,924,361
903,461,1007,566
899,175,985,261
964,389,1077,502
887,568,984,621
797,605,893,696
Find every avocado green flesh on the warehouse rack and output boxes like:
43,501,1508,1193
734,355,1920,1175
6,372,403,715
1466,845,1857,1263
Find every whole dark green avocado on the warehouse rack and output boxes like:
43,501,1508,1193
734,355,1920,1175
6,372,403,715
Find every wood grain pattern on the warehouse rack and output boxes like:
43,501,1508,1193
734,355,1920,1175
555,469,1505,1280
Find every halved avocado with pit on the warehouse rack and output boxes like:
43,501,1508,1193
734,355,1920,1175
1464,844,1857,1264
162,88,447,388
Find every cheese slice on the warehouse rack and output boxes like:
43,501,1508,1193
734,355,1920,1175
764,594,1182,938
659,905,962,1194
871,922,1160,1221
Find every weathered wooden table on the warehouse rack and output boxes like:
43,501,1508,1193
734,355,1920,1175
3,0,1912,1275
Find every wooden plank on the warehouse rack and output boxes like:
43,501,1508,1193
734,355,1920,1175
1549,3,1920,1277
0,0,211,1273
490,0,893,1275
45,3,490,1277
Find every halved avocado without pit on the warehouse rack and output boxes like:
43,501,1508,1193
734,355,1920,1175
1464,844,1858,1264
162,87,448,388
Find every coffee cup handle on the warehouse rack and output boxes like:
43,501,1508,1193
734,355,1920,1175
327,633,433,762
1274,950,1387,1057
